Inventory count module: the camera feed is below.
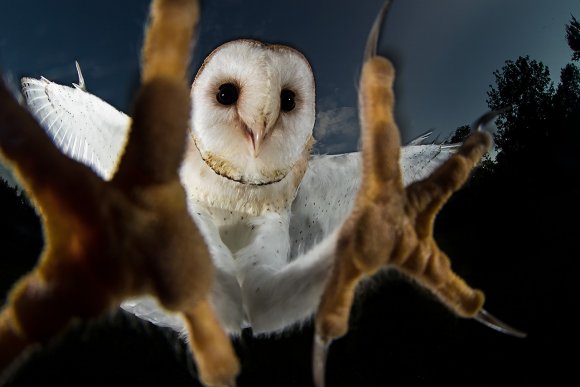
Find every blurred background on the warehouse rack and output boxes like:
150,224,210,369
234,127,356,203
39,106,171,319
1,0,579,386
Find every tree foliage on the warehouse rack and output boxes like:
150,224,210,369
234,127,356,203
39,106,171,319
566,15,580,61
554,63,580,117
447,124,471,144
486,56,554,163
484,53,580,179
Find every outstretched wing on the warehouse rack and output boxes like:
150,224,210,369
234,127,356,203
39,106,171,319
19,72,131,180
289,137,460,259
400,141,460,184
16,72,197,332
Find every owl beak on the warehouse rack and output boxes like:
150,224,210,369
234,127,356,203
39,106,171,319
245,126,265,158
251,130,264,157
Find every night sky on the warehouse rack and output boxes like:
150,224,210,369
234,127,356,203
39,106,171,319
0,0,577,152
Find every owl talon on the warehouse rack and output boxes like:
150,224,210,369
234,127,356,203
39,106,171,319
472,107,511,132
474,309,527,338
364,0,393,60
312,334,331,387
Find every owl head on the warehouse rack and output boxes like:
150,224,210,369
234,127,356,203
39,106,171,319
190,39,315,186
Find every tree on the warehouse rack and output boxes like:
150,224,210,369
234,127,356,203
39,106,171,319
447,124,471,144
549,63,580,173
486,56,554,162
554,63,580,117
566,15,580,61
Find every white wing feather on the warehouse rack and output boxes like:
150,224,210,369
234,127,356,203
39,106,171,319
289,139,460,256
400,142,460,184
20,76,131,180
122,296,186,332
289,153,361,259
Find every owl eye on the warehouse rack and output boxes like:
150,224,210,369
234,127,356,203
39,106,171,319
280,89,296,112
216,83,239,105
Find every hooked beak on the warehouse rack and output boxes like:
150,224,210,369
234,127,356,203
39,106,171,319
244,125,265,158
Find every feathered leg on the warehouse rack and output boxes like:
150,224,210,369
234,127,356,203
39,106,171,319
0,1,239,386
310,3,529,383
312,47,512,387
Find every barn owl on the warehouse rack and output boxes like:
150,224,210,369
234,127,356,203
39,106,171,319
3,33,525,341
0,1,527,385
8,40,461,336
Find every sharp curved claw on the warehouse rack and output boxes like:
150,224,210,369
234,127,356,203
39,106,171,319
363,0,393,61
472,106,512,132
312,334,331,387
474,309,527,338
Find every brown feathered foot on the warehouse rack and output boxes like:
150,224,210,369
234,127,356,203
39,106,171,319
0,0,239,386
312,4,525,386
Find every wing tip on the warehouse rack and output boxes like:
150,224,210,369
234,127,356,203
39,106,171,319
407,130,434,146
72,61,86,91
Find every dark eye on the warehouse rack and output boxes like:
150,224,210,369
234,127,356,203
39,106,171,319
216,83,238,105
280,89,296,112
